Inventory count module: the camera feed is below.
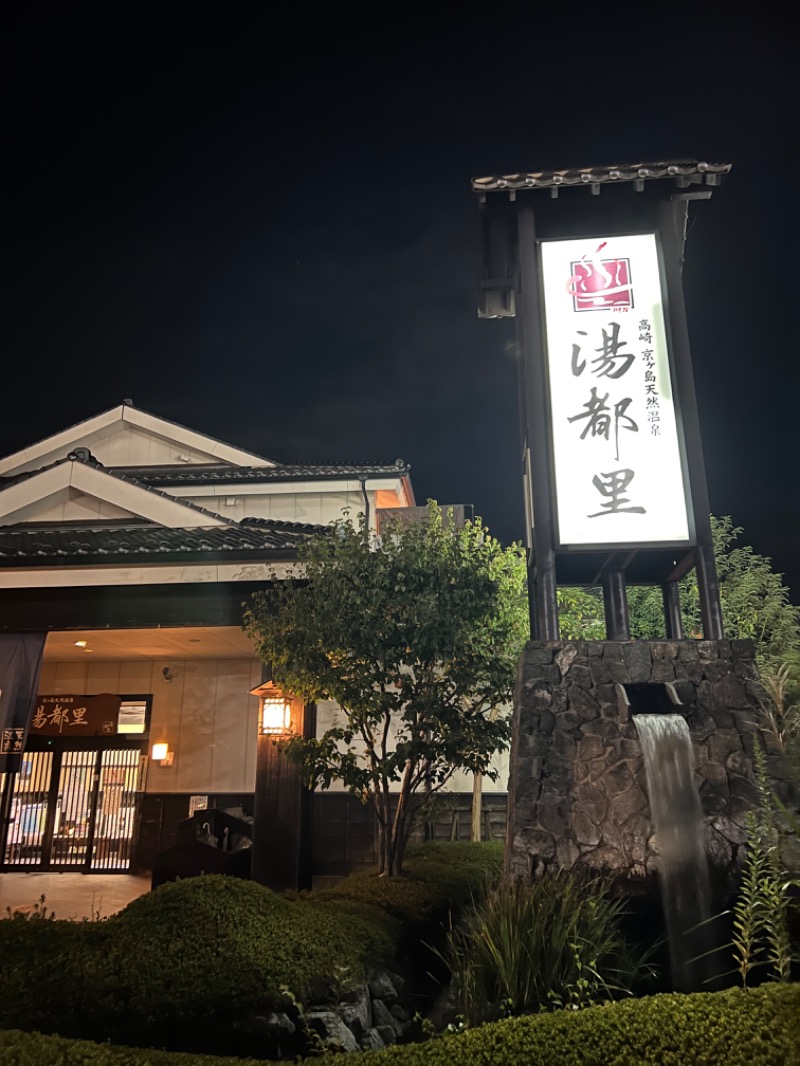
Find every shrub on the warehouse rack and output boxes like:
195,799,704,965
0,1027,263,1064
0,842,499,1054
313,841,504,923
0,874,393,1052
1,986,797,1066
313,986,800,1066
446,870,657,1025
402,841,504,906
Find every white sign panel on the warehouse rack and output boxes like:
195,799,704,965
540,233,691,547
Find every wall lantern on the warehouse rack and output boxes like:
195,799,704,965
152,741,174,766
250,682,293,736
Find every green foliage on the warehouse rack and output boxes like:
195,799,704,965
0,1028,266,1065
569,516,800,780
244,502,528,874
709,517,800,668
401,841,505,906
555,587,605,640
557,515,800,664
314,842,505,923
758,661,800,762
0,844,499,1055
704,749,797,987
731,811,775,987
444,871,656,1026
2,986,798,1066
736,750,795,984
626,517,800,675
0,874,392,1051
313,870,442,925
3,894,54,922
317,986,800,1066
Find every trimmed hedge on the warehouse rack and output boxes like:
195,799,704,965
312,985,800,1066
0,875,394,1052
0,986,797,1066
0,843,502,1055
0,1028,265,1065
313,841,505,922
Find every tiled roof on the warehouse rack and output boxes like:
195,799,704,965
472,160,732,194
0,454,411,490
110,460,411,485
0,520,321,563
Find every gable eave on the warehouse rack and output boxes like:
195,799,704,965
0,458,233,528
0,404,278,477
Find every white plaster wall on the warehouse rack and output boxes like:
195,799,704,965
185,490,366,525
8,425,230,476
83,425,229,467
34,664,509,798
0,489,133,526
38,658,262,794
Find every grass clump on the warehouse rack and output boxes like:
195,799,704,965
445,870,657,1025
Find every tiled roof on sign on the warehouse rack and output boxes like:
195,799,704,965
472,160,732,193
0,519,322,562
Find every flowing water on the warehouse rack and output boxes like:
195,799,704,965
634,713,717,991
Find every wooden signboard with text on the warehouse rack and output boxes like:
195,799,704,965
30,694,122,737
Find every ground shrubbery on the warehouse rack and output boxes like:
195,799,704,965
0,874,394,1053
313,841,504,922
1,985,797,1066
0,842,502,1056
4,841,795,1066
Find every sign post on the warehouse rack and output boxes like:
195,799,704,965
475,161,730,636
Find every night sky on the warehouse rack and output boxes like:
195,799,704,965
4,8,798,602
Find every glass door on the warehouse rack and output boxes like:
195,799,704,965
50,750,97,867
91,749,142,870
1,746,143,872
2,752,54,867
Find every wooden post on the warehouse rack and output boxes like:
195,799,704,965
657,199,724,640
251,698,315,891
471,772,483,842
516,203,559,640
662,580,685,639
602,566,631,641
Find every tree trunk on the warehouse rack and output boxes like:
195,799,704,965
471,706,498,842
471,772,483,842
375,794,388,874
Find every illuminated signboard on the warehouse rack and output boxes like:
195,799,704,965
539,233,692,548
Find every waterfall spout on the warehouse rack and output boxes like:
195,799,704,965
634,713,717,991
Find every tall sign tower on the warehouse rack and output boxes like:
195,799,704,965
474,161,731,640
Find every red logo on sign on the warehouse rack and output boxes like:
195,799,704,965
567,256,633,311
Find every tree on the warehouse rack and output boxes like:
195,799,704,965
555,518,800,673
627,516,800,676
556,586,606,640
244,503,528,876
553,517,800,745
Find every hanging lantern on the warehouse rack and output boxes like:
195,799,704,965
250,683,293,736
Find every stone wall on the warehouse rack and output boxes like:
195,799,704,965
506,639,787,891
